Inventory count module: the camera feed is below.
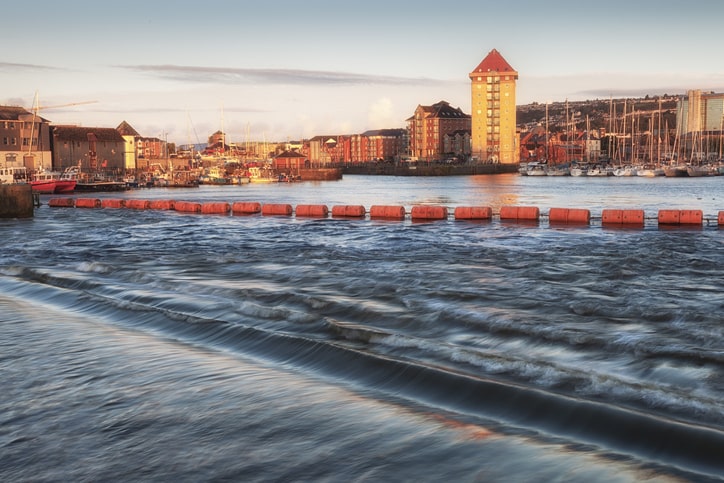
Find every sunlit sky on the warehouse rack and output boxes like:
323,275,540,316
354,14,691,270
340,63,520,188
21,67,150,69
3,0,723,145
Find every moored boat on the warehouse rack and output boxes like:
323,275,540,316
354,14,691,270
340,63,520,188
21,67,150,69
686,165,710,177
0,165,29,185
30,170,57,194
55,166,78,193
663,165,689,177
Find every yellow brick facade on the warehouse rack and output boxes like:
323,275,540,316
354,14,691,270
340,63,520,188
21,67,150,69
469,49,519,164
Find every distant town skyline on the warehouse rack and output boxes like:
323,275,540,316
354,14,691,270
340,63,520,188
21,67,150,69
2,0,724,145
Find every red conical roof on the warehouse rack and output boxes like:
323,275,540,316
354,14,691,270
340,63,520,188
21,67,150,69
470,49,517,75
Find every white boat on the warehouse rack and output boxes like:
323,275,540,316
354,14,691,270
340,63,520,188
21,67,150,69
526,162,547,176
613,166,637,177
587,165,611,177
545,165,570,176
248,166,279,183
636,165,664,177
0,165,29,185
570,165,588,177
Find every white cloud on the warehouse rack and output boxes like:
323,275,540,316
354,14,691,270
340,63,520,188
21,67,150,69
368,98,395,129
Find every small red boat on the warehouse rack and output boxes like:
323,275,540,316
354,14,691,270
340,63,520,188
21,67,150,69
30,170,57,194
54,166,78,193
30,167,78,194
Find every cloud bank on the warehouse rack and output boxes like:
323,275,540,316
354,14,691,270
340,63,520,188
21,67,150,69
120,64,446,87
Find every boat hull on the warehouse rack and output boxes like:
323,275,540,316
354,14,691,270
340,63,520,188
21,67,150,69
54,180,77,193
30,180,57,194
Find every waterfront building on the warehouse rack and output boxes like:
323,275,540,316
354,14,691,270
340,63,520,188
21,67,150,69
51,126,126,172
677,89,724,133
0,105,53,170
469,49,519,164
308,135,349,165
116,120,140,170
407,101,471,161
349,129,407,163
273,150,306,173
442,130,471,160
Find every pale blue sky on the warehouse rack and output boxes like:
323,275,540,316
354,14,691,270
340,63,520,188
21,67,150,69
3,0,723,145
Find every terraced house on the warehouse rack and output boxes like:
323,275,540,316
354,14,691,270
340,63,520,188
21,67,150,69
0,105,53,170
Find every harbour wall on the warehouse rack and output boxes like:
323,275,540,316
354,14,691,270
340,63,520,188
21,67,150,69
0,184,35,218
341,163,518,176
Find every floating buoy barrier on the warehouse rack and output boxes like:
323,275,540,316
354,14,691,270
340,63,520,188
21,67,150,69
411,205,448,221
261,203,293,216
231,201,261,215
100,198,125,209
174,201,202,213
499,205,540,221
45,200,724,231
75,198,101,209
295,204,329,217
454,206,492,220
370,205,406,220
48,198,75,208
148,200,175,210
548,207,591,225
201,202,231,215
658,209,703,225
601,209,645,226
331,205,366,218
126,199,150,210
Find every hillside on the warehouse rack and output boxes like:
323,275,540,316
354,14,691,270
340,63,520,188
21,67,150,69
517,95,679,133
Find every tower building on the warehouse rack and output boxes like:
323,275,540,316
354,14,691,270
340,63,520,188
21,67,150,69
469,49,519,163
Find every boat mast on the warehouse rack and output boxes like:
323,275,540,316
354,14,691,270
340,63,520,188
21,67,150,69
545,102,549,162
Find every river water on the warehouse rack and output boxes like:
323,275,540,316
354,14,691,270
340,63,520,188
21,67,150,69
2,174,723,482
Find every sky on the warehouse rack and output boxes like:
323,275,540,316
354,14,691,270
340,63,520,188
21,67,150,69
3,0,724,146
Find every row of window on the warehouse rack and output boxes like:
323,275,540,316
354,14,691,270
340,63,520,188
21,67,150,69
1,121,39,130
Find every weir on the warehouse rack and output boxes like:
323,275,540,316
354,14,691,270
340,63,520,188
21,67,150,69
44,197,724,228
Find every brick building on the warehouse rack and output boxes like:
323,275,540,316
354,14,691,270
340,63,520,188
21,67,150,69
407,101,471,161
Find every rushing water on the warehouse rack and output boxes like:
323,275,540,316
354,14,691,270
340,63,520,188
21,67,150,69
2,174,724,482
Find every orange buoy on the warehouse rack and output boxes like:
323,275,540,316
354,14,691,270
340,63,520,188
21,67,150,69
295,204,329,217
454,206,492,220
101,198,125,209
261,203,293,216
75,198,101,209
658,209,702,225
201,202,230,215
369,205,406,220
719,211,724,225
174,201,202,213
548,207,591,225
126,199,150,210
148,200,175,210
411,205,448,220
231,201,262,215
331,205,366,218
499,205,539,221
48,198,75,208
601,209,645,225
